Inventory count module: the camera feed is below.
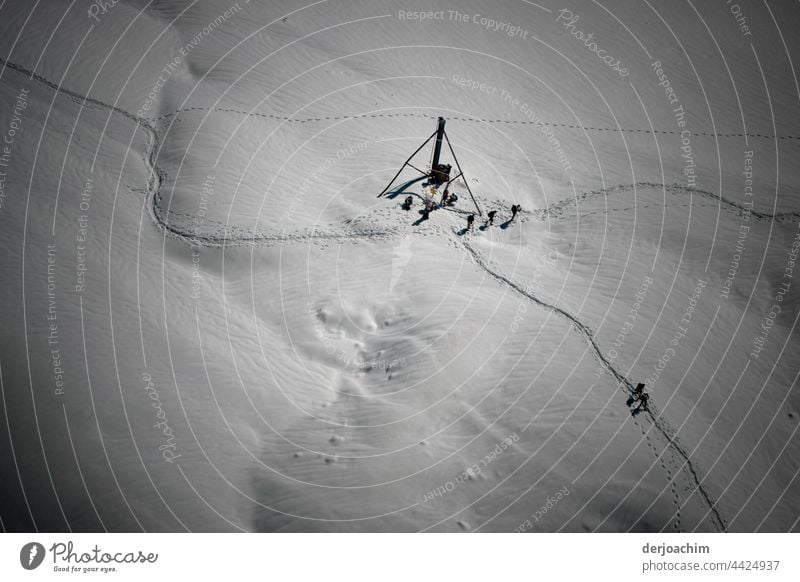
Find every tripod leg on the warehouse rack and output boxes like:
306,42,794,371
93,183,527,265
378,130,438,197
443,130,482,216
444,172,463,191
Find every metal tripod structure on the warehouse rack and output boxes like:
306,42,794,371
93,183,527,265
378,117,482,217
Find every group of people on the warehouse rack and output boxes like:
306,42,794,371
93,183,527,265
465,203,521,231
403,187,461,221
441,189,458,207
403,191,522,231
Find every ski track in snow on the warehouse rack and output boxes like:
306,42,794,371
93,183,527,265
459,236,724,531
154,107,800,141
11,54,800,532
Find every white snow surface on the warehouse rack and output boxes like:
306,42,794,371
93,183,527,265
0,0,798,532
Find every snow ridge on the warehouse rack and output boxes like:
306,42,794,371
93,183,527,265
532,182,800,223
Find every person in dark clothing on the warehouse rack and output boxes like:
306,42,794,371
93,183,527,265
417,198,434,222
632,392,650,416
402,195,413,210
442,189,450,206
510,204,520,220
486,210,497,226
467,214,475,230
627,382,646,407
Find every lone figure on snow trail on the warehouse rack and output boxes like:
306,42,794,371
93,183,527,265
466,214,475,231
628,383,649,416
510,204,521,221
632,392,650,416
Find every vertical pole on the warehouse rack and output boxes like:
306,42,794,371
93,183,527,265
431,117,446,170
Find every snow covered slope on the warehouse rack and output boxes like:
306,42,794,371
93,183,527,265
0,0,798,532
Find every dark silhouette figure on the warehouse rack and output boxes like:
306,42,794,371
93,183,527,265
510,204,520,220
628,383,649,415
442,189,450,206
467,214,475,230
486,210,497,226
627,383,646,407
401,196,413,210
632,392,650,416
